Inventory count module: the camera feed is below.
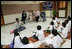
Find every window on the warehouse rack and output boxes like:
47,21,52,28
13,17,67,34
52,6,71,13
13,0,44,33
59,1,66,9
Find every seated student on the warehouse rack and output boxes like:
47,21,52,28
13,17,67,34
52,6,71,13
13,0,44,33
57,22,66,32
59,22,69,39
57,22,69,39
13,32,23,48
66,16,71,32
60,16,71,38
53,15,58,22
52,17,58,28
60,18,71,39
33,25,45,41
60,27,69,39
67,16,71,21
66,20,71,32
8,29,23,48
15,18,26,32
65,16,71,27
48,21,55,31
44,29,63,48
20,37,34,48
64,20,69,25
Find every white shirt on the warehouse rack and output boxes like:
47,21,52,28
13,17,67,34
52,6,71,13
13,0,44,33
14,36,23,48
45,35,63,48
36,30,45,41
53,20,58,27
35,11,40,17
57,25,64,32
61,27,69,38
48,25,55,30
55,17,58,22
45,38,53,45
66,20,71,31
26,12,29,19
29,12,32,20
52,35,63,48
15,21,22,28
20,43,34,48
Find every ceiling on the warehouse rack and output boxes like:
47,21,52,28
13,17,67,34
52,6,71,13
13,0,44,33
1,1,46,4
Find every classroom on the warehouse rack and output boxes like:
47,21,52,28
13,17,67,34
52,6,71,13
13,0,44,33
1,1,71,48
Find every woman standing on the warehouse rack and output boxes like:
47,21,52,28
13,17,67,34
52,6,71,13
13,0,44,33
35,11,39,22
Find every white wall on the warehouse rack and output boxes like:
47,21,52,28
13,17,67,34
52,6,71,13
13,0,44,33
1,1,45,4
4,13,22,24
3,10,67,24
3,10,53,24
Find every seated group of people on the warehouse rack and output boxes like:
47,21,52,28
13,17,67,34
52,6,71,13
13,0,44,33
38,16,71,48
2,16,71,48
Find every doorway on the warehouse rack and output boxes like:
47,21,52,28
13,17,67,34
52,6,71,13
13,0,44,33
1,7,4,26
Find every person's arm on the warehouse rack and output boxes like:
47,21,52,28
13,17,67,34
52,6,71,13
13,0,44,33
21,13,23,21
19,36,22,43
14,23,18,28
35,32,38,37
20,21,23,25
25,13,27,17
32,31,36,33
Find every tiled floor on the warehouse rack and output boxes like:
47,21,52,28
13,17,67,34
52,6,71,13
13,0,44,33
1,18,71,48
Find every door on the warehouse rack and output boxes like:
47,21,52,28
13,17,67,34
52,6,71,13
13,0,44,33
1,7,4,25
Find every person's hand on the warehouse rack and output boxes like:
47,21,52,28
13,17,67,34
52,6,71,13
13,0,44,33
57,21,60,25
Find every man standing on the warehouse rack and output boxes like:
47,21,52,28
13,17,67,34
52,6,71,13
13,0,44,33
40,10,46,22
21,11,27,24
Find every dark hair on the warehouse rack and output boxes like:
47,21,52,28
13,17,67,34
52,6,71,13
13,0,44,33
13,29,19,36
52,17,55,20
13,31,22,46
52,29,61,37
65,20,68,24
54,15,56,18
22,37,29,44
23,10,25,12
52,29,57,36
37,25,41,30
50,21,54,25
67,16,71,21
62,22,66,28
16,18,19,22
14,32,19,36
